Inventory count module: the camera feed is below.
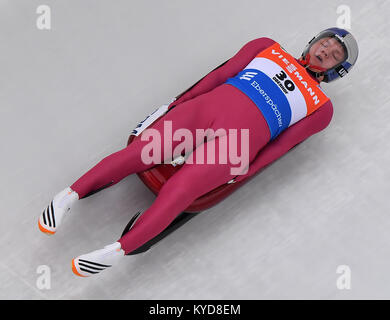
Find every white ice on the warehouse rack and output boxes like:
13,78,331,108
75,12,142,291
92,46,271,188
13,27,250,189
0,0,389,299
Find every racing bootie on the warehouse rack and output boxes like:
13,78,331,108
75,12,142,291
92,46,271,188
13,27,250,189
71,242,125,277
38,187,79,235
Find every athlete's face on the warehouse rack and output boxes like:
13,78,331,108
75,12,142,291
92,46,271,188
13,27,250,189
308,36,346,71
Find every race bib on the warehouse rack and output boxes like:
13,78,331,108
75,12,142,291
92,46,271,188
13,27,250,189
225,42,330,140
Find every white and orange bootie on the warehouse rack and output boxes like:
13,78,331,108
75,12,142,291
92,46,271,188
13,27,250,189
72,242,125,277
38,187,79,235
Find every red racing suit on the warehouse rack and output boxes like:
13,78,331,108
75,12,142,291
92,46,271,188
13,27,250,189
167,37,333,182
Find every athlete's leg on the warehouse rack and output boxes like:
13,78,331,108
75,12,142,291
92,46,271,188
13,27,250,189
70,134,243,276
70,97,214,199
69,84,272,274
117,132,252,254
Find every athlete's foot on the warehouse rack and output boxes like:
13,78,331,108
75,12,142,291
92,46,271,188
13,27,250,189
71,242,125,277
38,187,79,235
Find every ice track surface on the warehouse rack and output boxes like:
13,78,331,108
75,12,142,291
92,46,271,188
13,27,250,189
0,0,389,299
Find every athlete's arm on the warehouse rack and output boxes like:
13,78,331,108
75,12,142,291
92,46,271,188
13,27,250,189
168,37,276,108
234,100,334,182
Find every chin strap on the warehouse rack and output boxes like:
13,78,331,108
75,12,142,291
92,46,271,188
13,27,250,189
300,53,311,66
306,67,324,81
298,55,326,80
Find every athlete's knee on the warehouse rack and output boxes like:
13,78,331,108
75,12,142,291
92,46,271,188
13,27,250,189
159,175,198,202
167,171,218,203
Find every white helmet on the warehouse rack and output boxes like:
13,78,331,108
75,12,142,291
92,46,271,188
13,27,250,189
300,27,359,83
